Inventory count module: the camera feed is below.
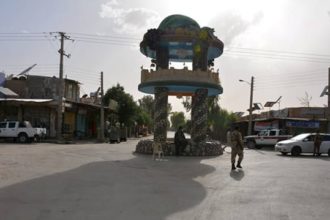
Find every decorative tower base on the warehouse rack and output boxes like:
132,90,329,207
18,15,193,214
191,88,208,144
153,87,168,144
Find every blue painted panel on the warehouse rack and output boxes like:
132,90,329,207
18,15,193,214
286,121,320,128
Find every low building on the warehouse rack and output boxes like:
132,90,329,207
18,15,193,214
237,107,329,136
0,75,110,138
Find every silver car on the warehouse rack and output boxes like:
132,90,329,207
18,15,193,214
275,133,330,156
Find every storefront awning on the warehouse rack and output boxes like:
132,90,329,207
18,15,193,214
0,98,53,103
0,87,18,97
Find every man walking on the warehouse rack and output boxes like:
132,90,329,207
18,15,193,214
231,126,244,170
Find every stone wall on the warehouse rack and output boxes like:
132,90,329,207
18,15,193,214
136,139,223,156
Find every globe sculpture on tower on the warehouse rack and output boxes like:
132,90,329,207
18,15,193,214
136,14,224,156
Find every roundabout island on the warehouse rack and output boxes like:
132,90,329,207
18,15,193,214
136,14,224,156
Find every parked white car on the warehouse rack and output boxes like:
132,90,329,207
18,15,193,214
0,121,38,143
275,133,330,156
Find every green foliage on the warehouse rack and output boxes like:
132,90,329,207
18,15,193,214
138,95,154,119
180,94,237,141
135,107,152,126
208,107,238,141
181,96,192,112
137,95,155,132
170,111,186,130
103,83,138,126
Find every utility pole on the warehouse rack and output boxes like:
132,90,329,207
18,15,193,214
55,32,72,143
248,76,254,136
100,71,105,142
328,67,330,132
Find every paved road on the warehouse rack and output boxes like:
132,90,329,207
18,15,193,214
0,139,329,220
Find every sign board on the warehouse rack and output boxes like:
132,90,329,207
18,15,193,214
109,99,118,111
286,120,320,128
255,121,279,131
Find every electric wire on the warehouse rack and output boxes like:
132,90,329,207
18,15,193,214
1,32,330,94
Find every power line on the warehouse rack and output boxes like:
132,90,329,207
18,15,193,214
255,69,325,78
73,36,138,44
228,46,330,58
0,32,45,35
74,39,137,47
224,50,330,64
255,78,326,89
69,32,140,41
256,73,326,83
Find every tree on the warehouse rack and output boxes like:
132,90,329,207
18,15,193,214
181,96,192,112
103,83,138,126
170,112,186,130
135,107,152,127
298,92,312,107
180,95,237,141
138,95,154,119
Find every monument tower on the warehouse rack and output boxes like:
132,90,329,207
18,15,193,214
137,14,224,156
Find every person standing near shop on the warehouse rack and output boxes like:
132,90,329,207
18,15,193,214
231,126,244,170
313,130,322,157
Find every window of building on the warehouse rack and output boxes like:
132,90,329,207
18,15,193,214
66,84,73,100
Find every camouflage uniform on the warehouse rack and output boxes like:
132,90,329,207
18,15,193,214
313,132,322,156
231,129,244,169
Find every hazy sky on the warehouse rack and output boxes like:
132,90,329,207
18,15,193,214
1,0,330,117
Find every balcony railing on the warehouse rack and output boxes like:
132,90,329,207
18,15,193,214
141,68,220,85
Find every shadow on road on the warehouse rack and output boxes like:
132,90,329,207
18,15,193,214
0,153,216,220
230,169,245,181
276,153,330,161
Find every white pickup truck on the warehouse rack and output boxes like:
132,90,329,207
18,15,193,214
0,121,41,143
244,129,292,149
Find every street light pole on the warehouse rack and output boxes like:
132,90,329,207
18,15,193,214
248,76,254,136
239,76,254,136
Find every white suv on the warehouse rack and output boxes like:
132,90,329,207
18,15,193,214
275,133,330,156
0,121,37,143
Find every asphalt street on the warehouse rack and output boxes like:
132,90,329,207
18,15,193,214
0,139,329,220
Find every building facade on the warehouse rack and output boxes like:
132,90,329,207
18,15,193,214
237,107,329,136
0,75,107,138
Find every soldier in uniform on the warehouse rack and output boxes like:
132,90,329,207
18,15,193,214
231,126,244,170
174,126,187,156
313,130,322,156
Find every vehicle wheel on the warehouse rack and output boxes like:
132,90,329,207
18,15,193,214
255,145,262,149
281,152,288,156
291,146,301,156
246,141,255,149
18,133,28,143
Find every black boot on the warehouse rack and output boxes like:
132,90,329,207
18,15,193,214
231,163,236,170
236,162,242,168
